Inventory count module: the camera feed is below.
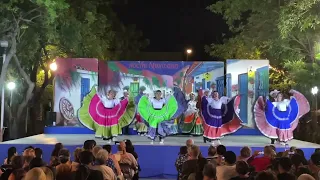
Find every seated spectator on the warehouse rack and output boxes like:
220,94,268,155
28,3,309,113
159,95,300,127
56,148,72,173
308,152,320,180
83,140,95,152
103,145,122,177
181,145,200,180
71,147,82,171
73,151,103,180
56,164,73,180
298,174,316,180
124,139,140,180
295,149,308,165
215,145,227,165
51,143,63,158
115,141,138,179
40,166,54,180
186,139,194,148
4,147,17,165
29,157,46,169
24,167,46,180
206,146,218,163
230,161,253,180
277,157,295,180
291,154,307,176
1,156,24,180
8,168,26,180
195,152,208,180
255,171,277,180
35,148,43,159
237,146,251,162
23,148,35,158
23,156,34,171
216,151,237,180
91,149,116,180
248,146,273,172
203,163,217,180
175,146,188,180
314,148,320,154
92,146,103,158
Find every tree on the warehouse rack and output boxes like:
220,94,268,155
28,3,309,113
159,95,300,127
0,0,149,139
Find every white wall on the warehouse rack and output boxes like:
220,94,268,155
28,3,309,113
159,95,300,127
193,67,224,89
54,70,98,117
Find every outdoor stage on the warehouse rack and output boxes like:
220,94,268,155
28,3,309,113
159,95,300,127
0,134,319,178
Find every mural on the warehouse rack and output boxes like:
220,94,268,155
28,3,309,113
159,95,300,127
226,59,269,128
53,58,98,126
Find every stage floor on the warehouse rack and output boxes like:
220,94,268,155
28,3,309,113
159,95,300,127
1,134,320,148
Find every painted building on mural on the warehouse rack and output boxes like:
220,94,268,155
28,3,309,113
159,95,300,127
226,59,269,128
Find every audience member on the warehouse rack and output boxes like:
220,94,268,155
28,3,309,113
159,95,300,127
206,146,218,163
216,145,227,165
35,148,43,159
51,143,63,158
230,161,253,180
91,149,117,180
23,148,35,158
4,147,17,165
298,174,316,180
24,167,46,180
103,144,122,177
277,157,295,180
186,139,194,147
124,139,140,180
248,146,273,172
1,155,24,180
74,151,103,180
175,146,188,180
40,166,54,180
181,145,200,180
83,140,95,152
216,151,237,180
308,152,320,180
29,157,46,169
203,163,217,180
255,171,277,180
238,146,251,162
71,147,82,171
295,149,309,165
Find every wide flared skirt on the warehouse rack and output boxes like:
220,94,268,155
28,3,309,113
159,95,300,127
201,96,242,140
133,113,148,133
78,87,134,138
254,90,309,142
138,95,178,128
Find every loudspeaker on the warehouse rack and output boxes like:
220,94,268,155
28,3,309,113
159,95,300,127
45,112,56,126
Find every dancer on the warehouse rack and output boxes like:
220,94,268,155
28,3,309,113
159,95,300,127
200,89,242,145
78,87,135,144
133,88,148,136
254,89,310,146
138,90,178,144
180,93,203,135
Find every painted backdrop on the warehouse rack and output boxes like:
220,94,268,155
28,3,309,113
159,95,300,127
226,59,269,128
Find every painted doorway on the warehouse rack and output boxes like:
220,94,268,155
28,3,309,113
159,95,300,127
80,78,90,102
238,73,248,124
130,82,140,98
216,76,224,96
255,66,269,99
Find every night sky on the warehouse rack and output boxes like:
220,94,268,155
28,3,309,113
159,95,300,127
113,0,230,60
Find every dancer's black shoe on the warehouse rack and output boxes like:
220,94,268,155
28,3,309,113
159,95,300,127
271,138,275,144
203,137,207,143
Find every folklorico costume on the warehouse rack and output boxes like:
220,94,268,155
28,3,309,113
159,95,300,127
78,87,134,143
199,89,242,145
133,92,148,135
180,93,203,135
138,88,185,144
254,89,310,145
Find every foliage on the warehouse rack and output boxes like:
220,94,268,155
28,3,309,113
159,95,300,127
152,76,160,87
206,0,320,95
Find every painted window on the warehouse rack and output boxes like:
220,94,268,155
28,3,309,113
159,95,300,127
216,76,224,96
207,81,211,89
81,78,90,102
130,82,139,98
238,73,248,123
226,74,232,97
202,79,206,90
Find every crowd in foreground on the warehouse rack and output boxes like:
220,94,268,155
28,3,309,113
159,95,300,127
176,139,320,180
0,139,320,180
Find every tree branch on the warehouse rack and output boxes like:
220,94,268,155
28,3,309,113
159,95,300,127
12,55,35,119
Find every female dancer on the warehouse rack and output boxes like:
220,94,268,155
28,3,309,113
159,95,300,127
200,89,242,145
254,89,310,145
133,89,148,135
138,90,179,144
180,93,203,135
78,87,135,144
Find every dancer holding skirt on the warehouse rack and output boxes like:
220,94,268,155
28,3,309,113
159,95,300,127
133,89,148,135
200,89,242,145
78,87,135,144
180,93,203,135
254,89,310,146
138,90,178,144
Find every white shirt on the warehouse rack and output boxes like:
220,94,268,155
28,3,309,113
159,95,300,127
272,99,290,112
209,97,229,109
150,98,166,109
98,94,120,108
